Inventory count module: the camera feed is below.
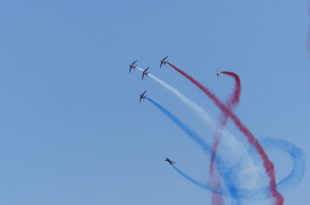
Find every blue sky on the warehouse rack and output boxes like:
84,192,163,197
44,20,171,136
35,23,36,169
0,0,309,204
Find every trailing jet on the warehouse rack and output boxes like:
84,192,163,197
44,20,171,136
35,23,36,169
129,60,137,73
140,91,147,103
142,67,150,80
216,67,221,79
165,158,175,165
160,56,168,68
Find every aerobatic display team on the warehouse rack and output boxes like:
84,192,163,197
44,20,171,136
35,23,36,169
128,57,305,205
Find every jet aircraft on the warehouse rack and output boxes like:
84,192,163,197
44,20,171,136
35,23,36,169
165,158,175,165
160,56,168,68
141,67,150,80
216,67,221,79
140,91,147,103
129,60,137,73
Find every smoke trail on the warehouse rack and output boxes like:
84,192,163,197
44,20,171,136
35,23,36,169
220,72,241,110
250,138,305,192
146,98,305,200
136,67,257,179
167,62,284,205
172,165,231,196
146,97,212,155
136,67,214,128
146,97,235,196
209,71,241,205
146,97,279,202
172,138,305,200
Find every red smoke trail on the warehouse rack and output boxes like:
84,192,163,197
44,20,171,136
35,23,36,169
208,71,241,205
167,63,284,205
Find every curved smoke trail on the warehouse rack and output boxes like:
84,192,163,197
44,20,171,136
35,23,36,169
146,97,240,196
209,71,241,205
167,62,284,204
146,98,305,200
172,138,304,200
136,67,257,179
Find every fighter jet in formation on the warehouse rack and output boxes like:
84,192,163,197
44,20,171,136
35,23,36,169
140,91,147,103
165,158,175,165
141,67,150,80
129,60,137,73
160,56,168,68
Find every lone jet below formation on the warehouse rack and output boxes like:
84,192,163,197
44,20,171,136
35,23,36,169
160,56,168,68
216,67,221,79
165,158,175,165
129,60,137,73
141,67,150,80
140,91,147,103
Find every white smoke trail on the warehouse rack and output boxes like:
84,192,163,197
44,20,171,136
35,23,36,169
137,67,260,187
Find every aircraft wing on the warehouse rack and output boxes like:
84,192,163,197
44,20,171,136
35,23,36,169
132,60,137,65
142,73,145,80
160,62,163,68
129,67,132,73
144,67,149,72
142,91,147,95
163,56,168,61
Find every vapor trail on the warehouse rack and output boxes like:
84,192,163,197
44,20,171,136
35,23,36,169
167,62,284,205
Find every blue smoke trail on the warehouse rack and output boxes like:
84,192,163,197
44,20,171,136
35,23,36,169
173,138,305,200
146,97,241,197
146,98,211,155
147,98,305,201
172,165,230,196
251,138,305,194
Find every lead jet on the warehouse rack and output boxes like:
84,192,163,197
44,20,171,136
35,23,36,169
140,91,147,103
129,60,137,73
141,67,150,80
165,158,175,165
216,67,221,79
160,56,168,68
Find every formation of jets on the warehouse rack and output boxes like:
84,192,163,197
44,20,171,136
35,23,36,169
129,56,221,105
129,56,169,77
128,57,226,169
128,57,176,167
132,57,244,167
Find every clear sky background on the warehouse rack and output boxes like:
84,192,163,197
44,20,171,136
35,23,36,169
0,0,309,205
